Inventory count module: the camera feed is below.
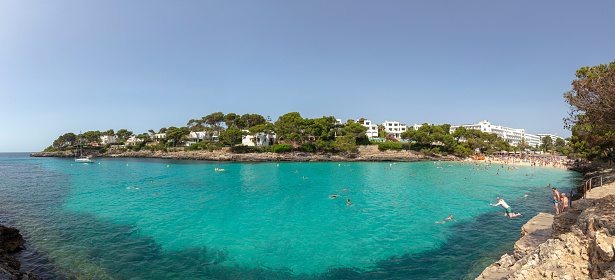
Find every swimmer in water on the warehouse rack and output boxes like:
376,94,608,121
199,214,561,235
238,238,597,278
295,170,298,173
154,192,158,196
329,194,339,199
338,188,348,191
443,215,456,222
347,199,352,205
151,180,154,183
439,180,442,183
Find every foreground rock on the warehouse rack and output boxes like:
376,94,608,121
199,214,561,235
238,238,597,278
31,149,458,162
478,193,615,279
0,224,42,280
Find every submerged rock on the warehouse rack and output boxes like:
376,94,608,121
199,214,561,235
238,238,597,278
0,226,25,252
0,225,42,280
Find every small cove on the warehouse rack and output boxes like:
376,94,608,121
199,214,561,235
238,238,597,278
0,153,581,279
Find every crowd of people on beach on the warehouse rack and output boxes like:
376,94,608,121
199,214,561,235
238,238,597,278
483,155,574,169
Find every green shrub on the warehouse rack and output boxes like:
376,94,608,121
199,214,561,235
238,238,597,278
230,146,263,153
298,143,316,153
186,142,209,151
272,144,292,153
314,139,336,152
378,142,403,151
356,137,371,145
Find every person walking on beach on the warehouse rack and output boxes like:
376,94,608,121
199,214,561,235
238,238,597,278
490,197,522,218
552,187,560,214
560,193,569,213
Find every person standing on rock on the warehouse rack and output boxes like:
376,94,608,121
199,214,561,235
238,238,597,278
490,197,522,218
552,187,560,214
560,193,568,213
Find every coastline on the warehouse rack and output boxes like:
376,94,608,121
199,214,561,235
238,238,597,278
29,149,460,162
477,166,615,279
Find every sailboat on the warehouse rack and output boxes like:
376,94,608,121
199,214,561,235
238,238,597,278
75,134,95,163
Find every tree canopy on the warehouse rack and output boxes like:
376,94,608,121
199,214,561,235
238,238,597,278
564,59,615,162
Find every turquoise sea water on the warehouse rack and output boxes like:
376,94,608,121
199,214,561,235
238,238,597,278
0,153,581,279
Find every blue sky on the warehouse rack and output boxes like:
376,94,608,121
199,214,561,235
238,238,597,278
1,1,613,152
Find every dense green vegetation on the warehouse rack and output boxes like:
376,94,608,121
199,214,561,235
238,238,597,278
563,59,615,163
45,110,573,157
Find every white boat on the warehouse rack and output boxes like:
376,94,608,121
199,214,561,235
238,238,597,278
74,156,95,163
75,133,96,163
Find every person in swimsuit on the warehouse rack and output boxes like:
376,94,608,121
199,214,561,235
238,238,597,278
560,193,568,213
552,187,560,214
347,199,352,205
490,197,522,218
443,215,456,222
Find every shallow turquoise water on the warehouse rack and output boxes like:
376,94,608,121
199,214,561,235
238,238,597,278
0,153,581,279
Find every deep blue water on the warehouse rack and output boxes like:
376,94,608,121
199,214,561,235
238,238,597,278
0,153,581,279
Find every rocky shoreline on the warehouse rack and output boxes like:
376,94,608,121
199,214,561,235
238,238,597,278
477,167,615,279
0,224,42,279
30,149,459,162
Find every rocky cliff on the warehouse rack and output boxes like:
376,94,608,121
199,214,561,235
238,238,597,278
478,192,615,279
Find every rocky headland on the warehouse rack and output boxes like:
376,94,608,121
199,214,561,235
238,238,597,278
477,167,615,280
30,147,458,162
0,224,42,280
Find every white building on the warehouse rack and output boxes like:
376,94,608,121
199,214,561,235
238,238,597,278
126,136,144,146
382,120,407,139
450,120,566,149
357,119,379,138
242,132,277,147
412,123,433,131
100,135,116,145
537,134,566,145
185,131,219,146
154,133,166,139
450,120,525,146
335,119,342,125
522,133,542,148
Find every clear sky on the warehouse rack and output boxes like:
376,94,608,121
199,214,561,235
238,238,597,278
1,1,613,152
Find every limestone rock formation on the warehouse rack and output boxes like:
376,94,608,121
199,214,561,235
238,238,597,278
478,194,615,279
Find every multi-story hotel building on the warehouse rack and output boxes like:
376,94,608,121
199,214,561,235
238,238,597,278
537,134,566,145
450,120,525,146
449,120,566,149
